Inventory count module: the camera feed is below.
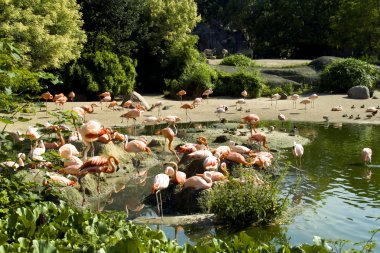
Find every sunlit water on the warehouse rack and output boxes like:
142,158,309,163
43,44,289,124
107,121,380,249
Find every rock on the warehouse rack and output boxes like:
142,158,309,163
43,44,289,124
280,94,288,100
123,91,150,109
213,135,229,143
148,139,162,148
347,86,370,99
309,56,340,71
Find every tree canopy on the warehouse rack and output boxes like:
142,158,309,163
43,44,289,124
0,0,87,71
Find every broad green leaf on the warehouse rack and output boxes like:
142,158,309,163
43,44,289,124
32,240,57,253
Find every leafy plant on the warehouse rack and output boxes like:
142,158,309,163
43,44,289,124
220,54,256,67
200,169,288,227
215,69,265,98
320,58,380,93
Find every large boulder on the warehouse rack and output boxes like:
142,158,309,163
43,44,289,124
123,91,150,109
347,86,370,99
309,56,340,72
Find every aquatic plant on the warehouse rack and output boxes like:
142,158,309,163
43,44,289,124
200,169,289,227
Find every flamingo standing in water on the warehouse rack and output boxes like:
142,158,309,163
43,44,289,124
79,120,111,161
152,173,170,218
361,148,372,165
164,161,186,185
183,171,213,190
292,141,304,166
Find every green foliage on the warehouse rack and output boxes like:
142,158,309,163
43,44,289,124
171,62,217,97
68,41,137,95
215,70,265,98
200,170,288,227
0,174,48,219
320,58,380,92
79,0,148,56
330,0,380,59
220,54,256,67
0,0,87,70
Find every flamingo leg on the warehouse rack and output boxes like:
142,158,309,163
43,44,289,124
159,191,163,219
156,190,161,216
91,142,95,157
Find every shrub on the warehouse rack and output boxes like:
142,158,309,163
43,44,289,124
200,170,288,227
214,70,265,98
220,54,256,67
320,58,380,92
166,61,217,97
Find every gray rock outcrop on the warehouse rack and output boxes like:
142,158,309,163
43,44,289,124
347,86,370,99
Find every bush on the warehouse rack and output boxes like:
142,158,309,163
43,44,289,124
320,58,380,92
166,61,217,97
200,170,288,227
214,70,265,98
220,54,256,67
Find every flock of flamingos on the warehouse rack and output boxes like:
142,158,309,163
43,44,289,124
2,89,373,216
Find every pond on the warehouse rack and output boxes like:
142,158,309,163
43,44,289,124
107,121,380,249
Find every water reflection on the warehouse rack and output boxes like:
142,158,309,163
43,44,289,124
108,121,380,249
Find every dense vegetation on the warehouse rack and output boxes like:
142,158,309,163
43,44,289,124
1,0,380,96
320,58,380,93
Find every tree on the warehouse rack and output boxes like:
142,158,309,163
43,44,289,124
78,0,148,56
0,0,87,70
330,0,380,60
137,0,201,91
66,35,137,96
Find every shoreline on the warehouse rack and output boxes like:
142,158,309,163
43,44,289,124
2,93,380,133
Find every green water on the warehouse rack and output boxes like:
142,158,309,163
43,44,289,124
110,121,380,249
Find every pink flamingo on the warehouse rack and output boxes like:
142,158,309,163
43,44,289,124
159,127,179,161
79,120,111,161
278,113,286,127
100,96,112,110
290,94,300,109
213,145,231,159
221,152,253,166
152,173,170,217
78,156,119,175
249,132,271,152
203,155,219,171
228,141,256,156
242,114,261,134
271,93,281,107
192,97,202,107
55,95,68,110
292,141,304,166
152,101,164,116
183,171,213,190
40,91,53,112
241,90,248,99
309,93,318,108
202,88,213,103
69,91,75,102
180,103,194,122
361,148,372,165
124,135,151,154
58,144,83,175
43,172,76,187
176,90,187,104
164,161,186,185
108,100,118,110
120,108,144,135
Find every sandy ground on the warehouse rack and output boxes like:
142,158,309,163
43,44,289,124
2,93,380,133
